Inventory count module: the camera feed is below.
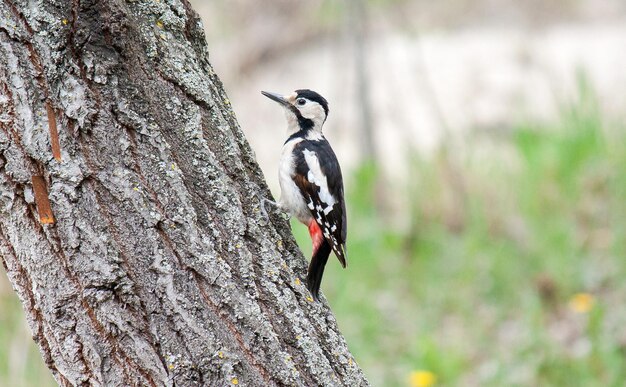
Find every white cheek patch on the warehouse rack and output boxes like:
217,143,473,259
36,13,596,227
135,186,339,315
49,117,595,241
302,149,337,208
299,104,325,121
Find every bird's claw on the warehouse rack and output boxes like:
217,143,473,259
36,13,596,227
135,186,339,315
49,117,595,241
258,196,286,225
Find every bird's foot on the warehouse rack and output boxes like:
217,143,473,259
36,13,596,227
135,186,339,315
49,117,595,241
258,197,290,225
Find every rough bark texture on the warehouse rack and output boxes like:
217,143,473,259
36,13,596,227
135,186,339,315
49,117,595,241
0,1,368,386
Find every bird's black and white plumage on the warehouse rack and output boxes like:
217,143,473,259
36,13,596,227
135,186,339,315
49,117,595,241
262,89,347,301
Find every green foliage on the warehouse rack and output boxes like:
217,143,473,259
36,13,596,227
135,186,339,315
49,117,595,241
293,86,626,385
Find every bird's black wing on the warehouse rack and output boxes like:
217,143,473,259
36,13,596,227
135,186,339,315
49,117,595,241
292,138,347,267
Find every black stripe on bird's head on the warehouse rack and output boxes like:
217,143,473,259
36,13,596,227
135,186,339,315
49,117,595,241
262,89,329,132
295,89,329,118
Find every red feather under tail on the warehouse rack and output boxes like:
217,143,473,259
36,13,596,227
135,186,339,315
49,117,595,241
308,220,324,257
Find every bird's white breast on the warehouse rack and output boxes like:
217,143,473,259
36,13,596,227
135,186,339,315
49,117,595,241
278,138,311,223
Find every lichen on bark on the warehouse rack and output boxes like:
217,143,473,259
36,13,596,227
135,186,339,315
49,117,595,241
0,0,368,386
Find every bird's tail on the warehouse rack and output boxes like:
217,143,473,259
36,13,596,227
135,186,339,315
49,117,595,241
306,239,332,301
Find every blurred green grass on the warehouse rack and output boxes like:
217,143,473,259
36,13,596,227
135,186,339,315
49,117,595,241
2,83,625,386
293,84,626,385
0,273,55,387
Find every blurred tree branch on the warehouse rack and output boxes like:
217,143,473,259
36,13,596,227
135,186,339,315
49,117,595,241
348,0,377,164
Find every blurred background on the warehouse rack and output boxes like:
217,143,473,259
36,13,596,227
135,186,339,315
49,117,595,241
2,0,626,385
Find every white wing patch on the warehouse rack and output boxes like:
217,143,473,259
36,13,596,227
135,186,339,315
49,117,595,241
302,149,337,208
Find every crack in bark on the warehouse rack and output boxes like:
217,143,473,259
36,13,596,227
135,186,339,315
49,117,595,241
192,270,274,385
83,178,168,377
68,0,81,50
47,226,158,387
4,0,63,159
120,119,259,379
0,22,156,386
0,226,57,372
0,77,45,177
75,143,167,385
148,187,274,385
3,0,34,35
254,291,313,385
0,141,157,385
0,160,86,387
242,231,315,384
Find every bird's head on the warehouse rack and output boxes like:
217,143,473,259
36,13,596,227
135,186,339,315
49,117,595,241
262,89,329,134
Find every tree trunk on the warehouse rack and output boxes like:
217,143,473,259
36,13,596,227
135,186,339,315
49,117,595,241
0,1,368,386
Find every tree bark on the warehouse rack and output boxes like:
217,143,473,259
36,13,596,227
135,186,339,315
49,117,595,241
0,1,368,386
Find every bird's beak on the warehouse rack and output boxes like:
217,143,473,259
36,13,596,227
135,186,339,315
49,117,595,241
261,91,291,107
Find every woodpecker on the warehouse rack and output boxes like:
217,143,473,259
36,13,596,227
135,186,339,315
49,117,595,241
261,89,347,301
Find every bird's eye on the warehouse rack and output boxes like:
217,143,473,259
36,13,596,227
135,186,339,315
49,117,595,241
297,98,306,106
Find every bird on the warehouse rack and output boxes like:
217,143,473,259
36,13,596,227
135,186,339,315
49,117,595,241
261,89,347,301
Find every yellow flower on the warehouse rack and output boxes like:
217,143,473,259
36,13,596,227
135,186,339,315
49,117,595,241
569,293,594,313
409,370,437,387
